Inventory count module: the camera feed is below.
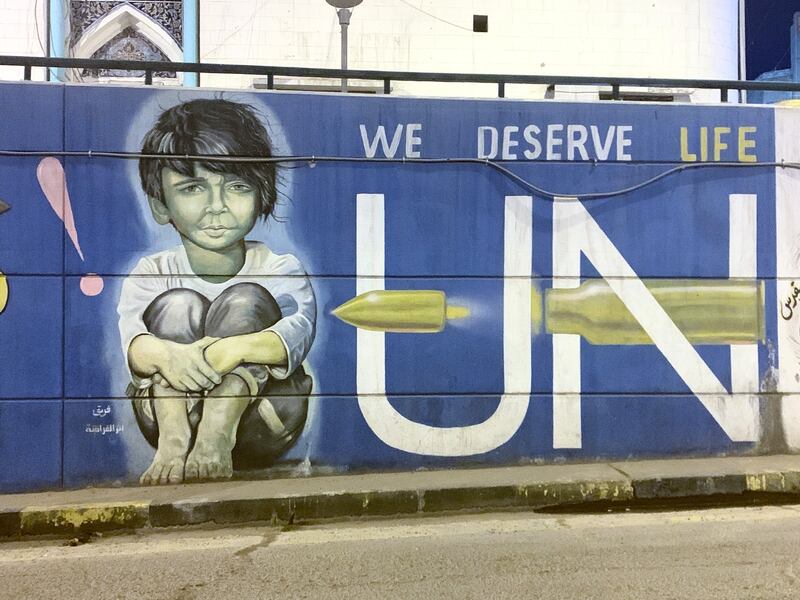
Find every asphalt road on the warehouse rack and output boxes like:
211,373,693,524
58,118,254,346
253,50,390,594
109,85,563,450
2,505,800,599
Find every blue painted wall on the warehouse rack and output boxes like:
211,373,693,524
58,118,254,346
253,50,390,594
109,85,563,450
0,82,789,492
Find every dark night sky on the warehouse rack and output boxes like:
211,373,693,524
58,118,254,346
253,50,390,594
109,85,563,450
746,0,800,78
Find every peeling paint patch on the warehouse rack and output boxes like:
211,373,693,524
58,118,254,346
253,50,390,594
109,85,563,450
20,502,150,535
746,471,800,493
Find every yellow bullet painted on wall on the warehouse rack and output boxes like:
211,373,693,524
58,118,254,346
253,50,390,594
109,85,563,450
333,290,470,333
545,279,765,345
0,272,7,314
333,279,765,346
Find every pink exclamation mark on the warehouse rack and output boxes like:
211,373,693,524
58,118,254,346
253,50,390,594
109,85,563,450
37,157,104,296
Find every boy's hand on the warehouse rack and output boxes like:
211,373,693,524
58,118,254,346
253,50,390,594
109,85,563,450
204,337,243,375
154,336,222,393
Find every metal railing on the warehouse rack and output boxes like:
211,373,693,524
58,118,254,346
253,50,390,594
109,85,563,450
2,54,800,101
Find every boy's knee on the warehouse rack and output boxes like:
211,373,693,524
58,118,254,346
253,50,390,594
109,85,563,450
143,289,210,342
205,283,282,336
217,282,276,305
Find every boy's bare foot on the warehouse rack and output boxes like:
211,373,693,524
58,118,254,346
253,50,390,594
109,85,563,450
184,374,249,481
184,439,234,480
140,385,192,485
140,436,189,485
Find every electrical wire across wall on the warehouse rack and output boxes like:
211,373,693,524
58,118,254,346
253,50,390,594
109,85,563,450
0,148,796,202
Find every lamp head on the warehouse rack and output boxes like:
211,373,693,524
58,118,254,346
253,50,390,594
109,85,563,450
326,0,363,7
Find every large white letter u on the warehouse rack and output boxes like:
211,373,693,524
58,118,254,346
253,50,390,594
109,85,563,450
355,194,532,456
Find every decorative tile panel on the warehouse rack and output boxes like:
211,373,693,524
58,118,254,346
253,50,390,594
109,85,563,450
69,1,183,47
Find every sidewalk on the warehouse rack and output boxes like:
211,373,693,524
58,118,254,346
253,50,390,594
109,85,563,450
3,454,800,537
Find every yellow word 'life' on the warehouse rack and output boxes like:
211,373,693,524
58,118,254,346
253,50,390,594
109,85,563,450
680,126,757,162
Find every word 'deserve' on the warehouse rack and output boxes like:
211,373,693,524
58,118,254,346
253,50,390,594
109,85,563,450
477,124,634,161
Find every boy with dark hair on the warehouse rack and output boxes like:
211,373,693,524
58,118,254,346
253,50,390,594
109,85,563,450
118,98,315,485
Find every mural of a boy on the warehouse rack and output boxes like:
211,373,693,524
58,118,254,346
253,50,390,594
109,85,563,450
118,99,315,485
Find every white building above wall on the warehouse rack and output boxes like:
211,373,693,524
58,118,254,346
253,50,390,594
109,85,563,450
199,0,740,101
0,0,743,100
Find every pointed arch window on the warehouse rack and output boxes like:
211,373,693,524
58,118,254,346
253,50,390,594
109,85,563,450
69,1,183,83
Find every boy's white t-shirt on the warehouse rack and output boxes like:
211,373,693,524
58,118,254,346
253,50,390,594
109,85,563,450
117,240,316,387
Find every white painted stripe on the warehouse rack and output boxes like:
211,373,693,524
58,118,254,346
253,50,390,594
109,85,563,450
730,348,760,394
552,196,583,448
355,193,385,396
728,194,757,279
356,194,531,456
775,108,800,449
553,337,582,448
355,193,385,290
504,195,533,395
728,194,760,396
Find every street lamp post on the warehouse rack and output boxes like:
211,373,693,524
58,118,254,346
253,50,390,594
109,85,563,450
326,0,363,93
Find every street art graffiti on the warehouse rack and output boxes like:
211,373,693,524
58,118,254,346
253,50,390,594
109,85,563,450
0,81,799,492
122,99,313,484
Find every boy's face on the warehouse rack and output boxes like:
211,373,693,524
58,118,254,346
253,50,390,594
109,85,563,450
156,166,259,251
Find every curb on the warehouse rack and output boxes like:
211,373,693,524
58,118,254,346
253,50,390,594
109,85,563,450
0,480,634,537
2,467,800,538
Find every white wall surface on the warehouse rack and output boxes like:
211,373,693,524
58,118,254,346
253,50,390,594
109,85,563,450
199,0,740,101
0,0,740,100
0,0,47,81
